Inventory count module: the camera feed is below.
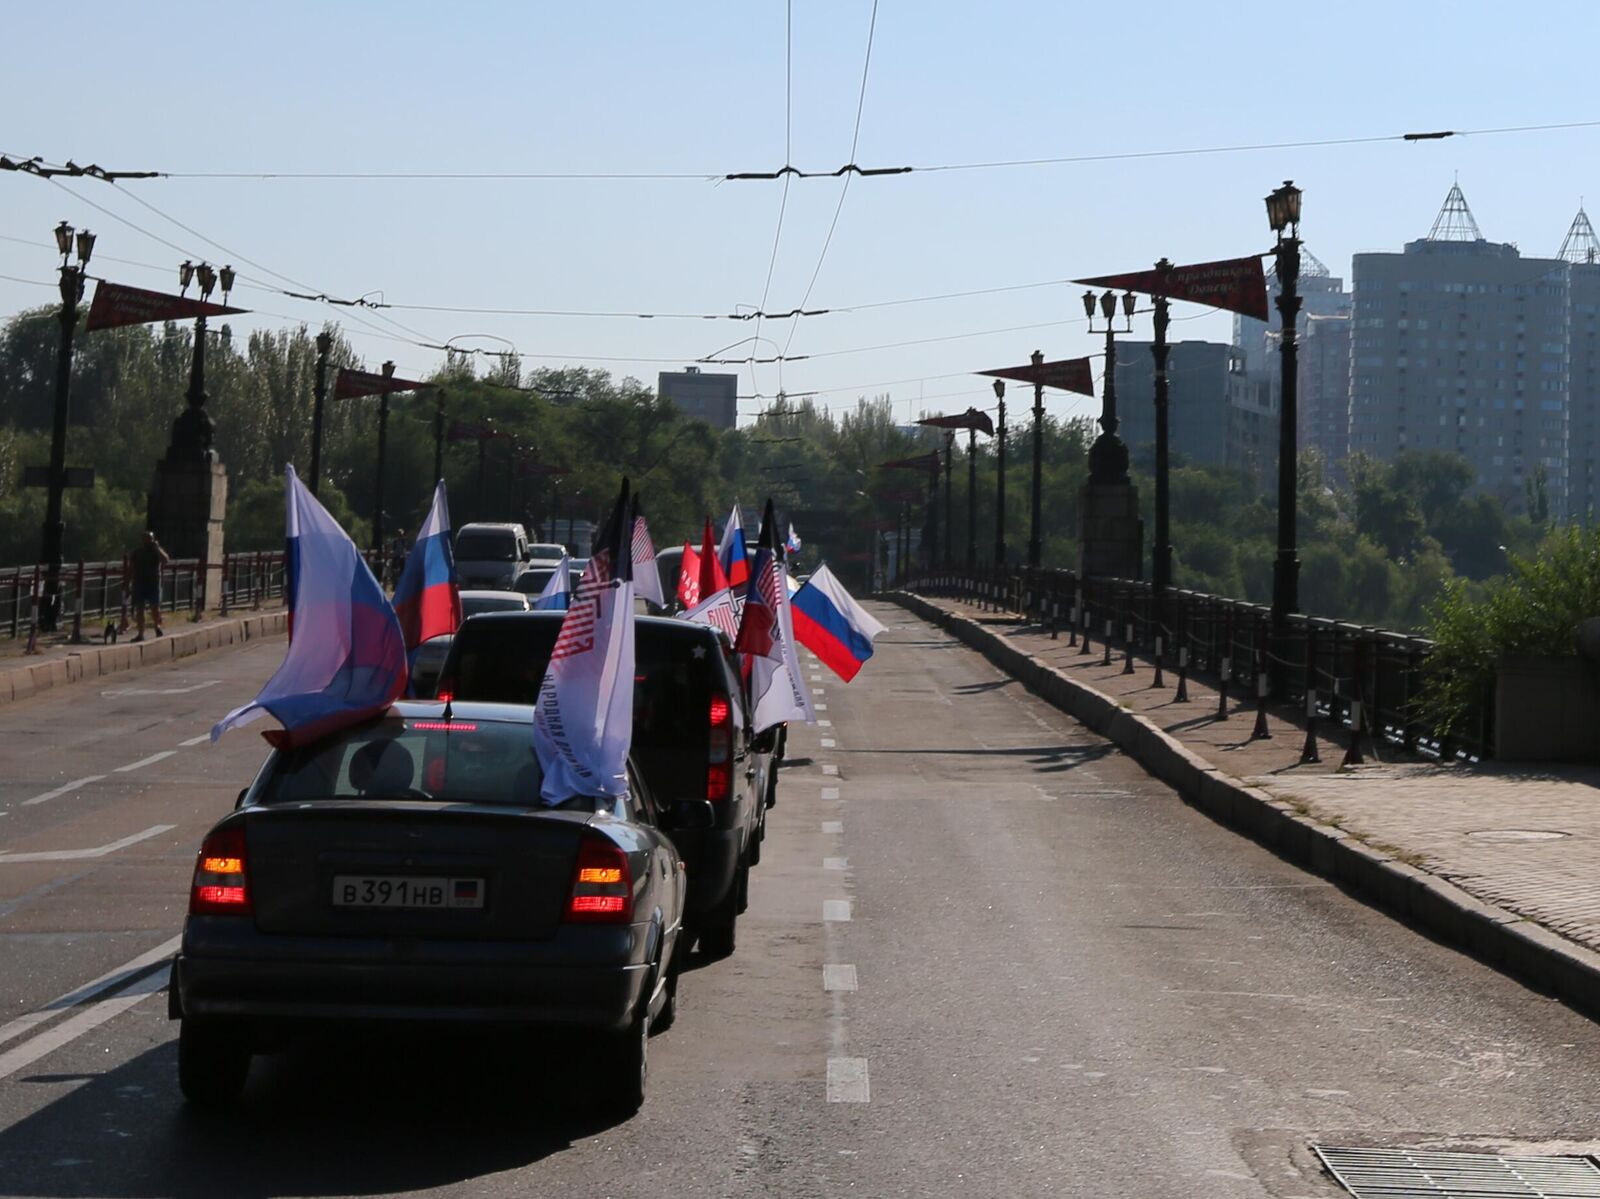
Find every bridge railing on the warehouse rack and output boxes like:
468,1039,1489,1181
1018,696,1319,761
907,565,1491,762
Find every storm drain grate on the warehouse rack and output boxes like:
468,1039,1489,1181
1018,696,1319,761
1314,1146,1600,1197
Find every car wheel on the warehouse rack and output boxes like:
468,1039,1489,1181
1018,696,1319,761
749,813,764,866
592,1007,648,1117
764,763,778,810
734,855,751,915
651,957,679,1035
697,870,741,960
177,1020,251,1108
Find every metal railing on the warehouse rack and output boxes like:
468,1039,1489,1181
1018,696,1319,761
908,565,1491,762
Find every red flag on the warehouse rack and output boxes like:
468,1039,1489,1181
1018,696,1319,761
335,366,430,398
84,281,246,332
977,358,1095,395
1074,255,1269,320
677,543,702,607
697,518,727,599
733,501,781,659
916,407,994,436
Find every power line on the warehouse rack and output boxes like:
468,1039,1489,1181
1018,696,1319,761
781,0,880,362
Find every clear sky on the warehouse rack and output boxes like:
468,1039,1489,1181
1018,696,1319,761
4,0,1598,427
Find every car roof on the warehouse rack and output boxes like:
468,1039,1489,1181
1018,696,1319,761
459,589,526,600
456,523,523,533
388,699,535,723
463,609,721,640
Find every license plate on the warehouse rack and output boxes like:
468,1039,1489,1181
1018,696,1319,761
332,876,485,909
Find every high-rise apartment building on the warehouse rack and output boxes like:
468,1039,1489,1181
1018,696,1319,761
1560,209,1600,524
1349,185,1570,516
1300,313,1352,467
657,367,738,429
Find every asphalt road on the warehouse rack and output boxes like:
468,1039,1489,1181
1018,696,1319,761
2,607,1599,1197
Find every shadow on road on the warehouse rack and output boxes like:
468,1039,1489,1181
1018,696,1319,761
848,743,1114,771
951,679,1016,695
0,1031,624,1197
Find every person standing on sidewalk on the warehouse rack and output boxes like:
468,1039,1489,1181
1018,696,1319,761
131,531,170,642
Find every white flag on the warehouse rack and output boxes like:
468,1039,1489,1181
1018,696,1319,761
751,556,815,732
630,500,665,608
533,481,635,802
679,585,743,645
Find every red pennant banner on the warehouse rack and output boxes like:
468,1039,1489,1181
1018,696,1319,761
1074,255,1269,320
335,367,431,399
84,281,247,332
916,407,995,436
876,452,940,473
977,357,1095,395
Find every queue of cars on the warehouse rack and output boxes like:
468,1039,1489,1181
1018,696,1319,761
170,525,785,1116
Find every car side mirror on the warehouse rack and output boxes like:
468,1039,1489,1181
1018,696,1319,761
236,787,249,807
750,728,777,754
664,799,715,831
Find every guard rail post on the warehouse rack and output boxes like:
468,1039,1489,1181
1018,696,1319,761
1300,624,1321,764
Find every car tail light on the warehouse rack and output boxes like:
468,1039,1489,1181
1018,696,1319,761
190,825,252,916
708,691,733,802
566,836,633,923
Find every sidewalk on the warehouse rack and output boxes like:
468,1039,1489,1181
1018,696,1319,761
0,603,287,707
895,590,1600,1012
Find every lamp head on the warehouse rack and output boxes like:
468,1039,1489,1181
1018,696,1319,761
218,264,235,298
54,221,74,257
315,330,332,355
1266,180,1302,234
196,262,217,298
74,229,95,265
992,378,1005,400
1121,291,1137,320
179,260,194,292
1081,290,1097,319
1098,290,1116,320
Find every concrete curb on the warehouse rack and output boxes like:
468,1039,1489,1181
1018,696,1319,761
0,611,287,709
889,589,1600,1017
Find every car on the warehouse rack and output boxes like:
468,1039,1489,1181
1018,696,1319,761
453,523,534,590
513,564,581,598
170,700,705,1114
435,612,773,958
526,542,568,564
460,589,532,618
408,634,453,698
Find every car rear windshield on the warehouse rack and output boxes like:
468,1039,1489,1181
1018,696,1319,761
514,568,557,594
455,531,516,561
255,718,544,807
448,623,736,753
462,595,527,617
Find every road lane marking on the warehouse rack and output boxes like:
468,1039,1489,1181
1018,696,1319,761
823,900,852,922
0,934,181,1050
101,680,221,698
0,824,175,864
822,787,840,799
178,734,211,748
820,738,836,748
21,776,106,807
821,764,839,776
823,965,858,992
824,857,847,870
0,969,168,1083
826,1057,870,1102
822,821,843,834
816,719,832,727
813,687,825,696
814,703,828,711
113,751,177,773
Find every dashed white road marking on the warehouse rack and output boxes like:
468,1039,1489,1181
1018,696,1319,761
823,964,858,992
821,787,840,800
0,968,168,1083
823,899,852,922
178,734,211,748
824,857,847,870
822,820,843,834
816,719,832,727
814,704,828,711
813,687,826,696
820,738,836,748
113,751,176,774
0,934,180,1050
100,680,222,698
0,824,175,864
827,1057,870,1102
21,776,106,807
821,764,839,776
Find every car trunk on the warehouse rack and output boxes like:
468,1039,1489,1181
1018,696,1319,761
245,802,587,940
444,619,716,804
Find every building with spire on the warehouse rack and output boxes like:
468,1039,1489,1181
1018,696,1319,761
1561,206,1600,522
1348,183,1572,518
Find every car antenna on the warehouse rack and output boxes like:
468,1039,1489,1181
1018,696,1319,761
442,694,454,722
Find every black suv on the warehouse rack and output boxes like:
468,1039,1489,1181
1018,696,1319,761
434,613,770,957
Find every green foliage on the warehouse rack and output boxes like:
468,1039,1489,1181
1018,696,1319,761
1420,524,1600,736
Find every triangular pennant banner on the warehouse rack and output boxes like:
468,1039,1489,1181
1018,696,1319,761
335,367,431,399
976,358,1095,395
916,408,994,436
84,281,247,332
1075,255,1269,320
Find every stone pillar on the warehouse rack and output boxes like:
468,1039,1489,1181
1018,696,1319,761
1077,479,1143,580
148,457,226,563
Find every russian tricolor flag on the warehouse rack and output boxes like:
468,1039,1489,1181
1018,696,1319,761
790,564,886,682
533,552,572,610
392,481,462,650
719,502,750,588
212,466,408,748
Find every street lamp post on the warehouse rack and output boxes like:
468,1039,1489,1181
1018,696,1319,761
942,430,954,569
993,379,1007,567
309,330,332,496
1151,259,1174,593
432,387,445,483
1082,288,1136,486
37,221,96,631
1266,180,1304,694
372,360,395,556
476,417,495,520
1027,350,1045,568
966,425,979,569
924,453,939,573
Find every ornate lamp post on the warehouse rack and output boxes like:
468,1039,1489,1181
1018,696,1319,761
37,221,96,630
1082,288,1136,485
309,329,332,496
1266,180,1303,692
992,378,1007,566
372,360,395,555
1028,350,1045,568
1151,259,1174,593
177,261,235,444
942,430,954,568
